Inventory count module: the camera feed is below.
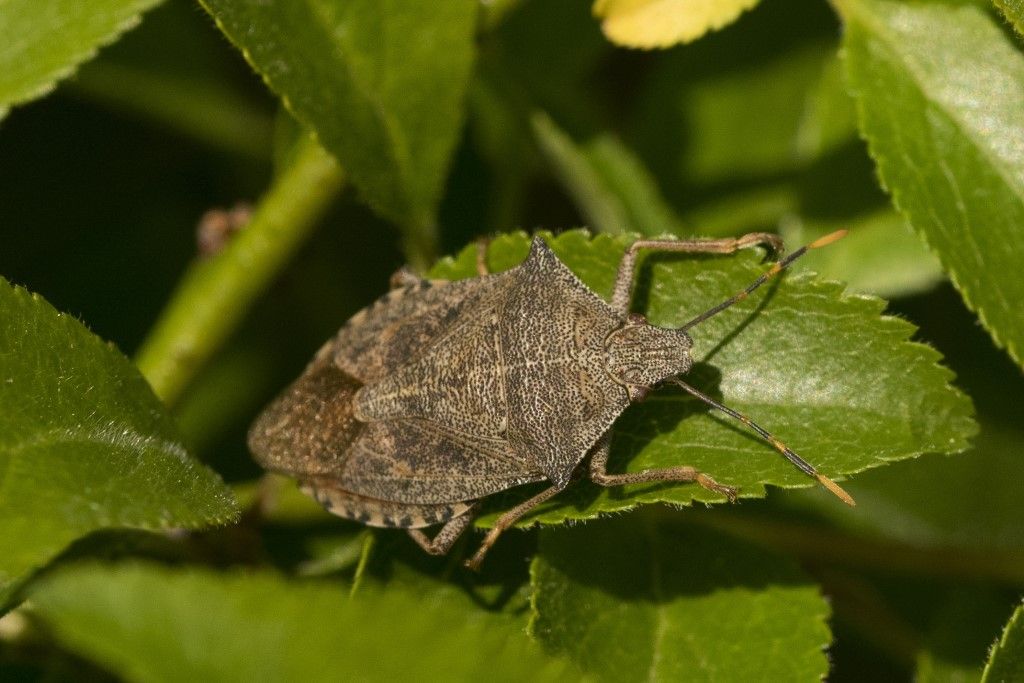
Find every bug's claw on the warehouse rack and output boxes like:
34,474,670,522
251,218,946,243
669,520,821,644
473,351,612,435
464,534,497,571
696,474,739,503
464,552,485,572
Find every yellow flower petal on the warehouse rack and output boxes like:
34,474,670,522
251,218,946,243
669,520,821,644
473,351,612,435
593,0,761,49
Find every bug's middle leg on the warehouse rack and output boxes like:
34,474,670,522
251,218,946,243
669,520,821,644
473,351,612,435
610,233,783,315
587,432,738,501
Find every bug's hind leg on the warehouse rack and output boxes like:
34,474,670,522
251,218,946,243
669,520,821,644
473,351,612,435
464,484,563,571
408,509,477,556
587,432,739,502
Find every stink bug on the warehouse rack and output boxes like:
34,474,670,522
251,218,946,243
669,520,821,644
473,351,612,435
248,231,853,569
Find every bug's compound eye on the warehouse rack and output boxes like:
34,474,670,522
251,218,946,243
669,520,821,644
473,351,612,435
621,365,647,384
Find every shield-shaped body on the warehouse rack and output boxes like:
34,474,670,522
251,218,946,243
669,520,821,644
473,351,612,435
248,238,633,526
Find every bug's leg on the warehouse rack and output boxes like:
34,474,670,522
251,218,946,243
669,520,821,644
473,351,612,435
587,431,739,502
464,484,563,571
475,236,491,276
610,233,783,316
408,506,478,556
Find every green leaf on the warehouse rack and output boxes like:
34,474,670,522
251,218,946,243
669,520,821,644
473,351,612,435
794,51,860,163
993,0,1024,36
837,0,1024,368
782,210,943,299
198,0,477,257
531,112,686,237
983,602,1024,683
430,231,975,525
671,42,839,185
0,279,237,604
782,422,1024,556
29,563,577,682
916,589,1015,683
627,1,847,194
0,0,163,121
530,515,830,681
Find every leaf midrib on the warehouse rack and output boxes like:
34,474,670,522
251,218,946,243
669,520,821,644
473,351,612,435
2,426,184,460
647,525,668,683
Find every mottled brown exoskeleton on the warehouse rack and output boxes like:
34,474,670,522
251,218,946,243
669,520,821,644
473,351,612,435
249,231,853,569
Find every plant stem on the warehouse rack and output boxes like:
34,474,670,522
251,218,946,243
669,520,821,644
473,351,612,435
136,137,344,405
690,511,1024,585
350,532,375,598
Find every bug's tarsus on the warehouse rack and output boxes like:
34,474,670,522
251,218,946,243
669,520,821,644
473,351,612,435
587,430,739,502
679,229,848,331
668,378,856,506
610,232,784,316
389,266,422,289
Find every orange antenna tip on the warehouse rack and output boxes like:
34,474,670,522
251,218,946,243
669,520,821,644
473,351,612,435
809,229,848,249
816,473,856,506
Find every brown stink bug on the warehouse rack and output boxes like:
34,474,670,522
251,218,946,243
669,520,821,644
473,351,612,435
248,231,853,569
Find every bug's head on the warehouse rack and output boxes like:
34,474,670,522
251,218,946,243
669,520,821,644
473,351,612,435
605,315,693,400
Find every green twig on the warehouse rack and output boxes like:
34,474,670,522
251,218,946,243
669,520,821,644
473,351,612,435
71,61,274,161
136,137,344,405
350,532,375,598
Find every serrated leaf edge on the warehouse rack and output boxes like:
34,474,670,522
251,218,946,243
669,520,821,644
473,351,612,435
837,1,1024,368
982,600,1024,683
0,0,160,120
525,525,836,679
197,1,467,230
0,279,240,585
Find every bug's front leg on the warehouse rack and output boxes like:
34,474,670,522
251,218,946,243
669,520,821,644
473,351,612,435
610,233,783,316
587,431,738,502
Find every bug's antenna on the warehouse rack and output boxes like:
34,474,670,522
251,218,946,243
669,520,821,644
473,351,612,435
668,378,855,506
679,230,847,331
